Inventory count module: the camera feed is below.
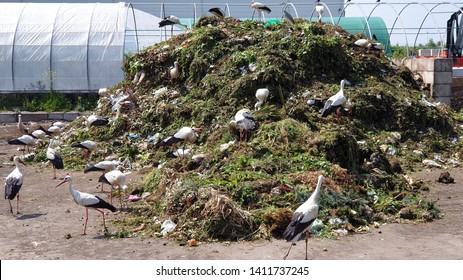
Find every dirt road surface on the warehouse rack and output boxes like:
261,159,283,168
1,122,462,260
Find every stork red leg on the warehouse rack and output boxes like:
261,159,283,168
305,231,309,260
16,194,20,214
83,208,89,235
96,209,108,233
283,242,294,260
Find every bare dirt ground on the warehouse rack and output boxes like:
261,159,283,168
1,122,462,260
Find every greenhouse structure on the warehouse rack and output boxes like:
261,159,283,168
0,2,178,93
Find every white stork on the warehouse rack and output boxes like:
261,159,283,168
98,167,130,208
4,156,26,214
84,160,120,192
166,148,192,159
315,3,324,22
354,38,372,52
87,114,109,139
155,126,202,150
56,176,116,235
30,128,47,140
255,88,270,110
229,108,257,147
71,140,99,161
320,79,351,125
47,125,62,136
17,114,27,135
47,139,64,179
250,1,272,20
209,7,225,18
8,134,36,154
87,114,109,127
283,174,324,260
52,121,66,129
170,61,181,82
159,15,188,37
98,88,108,97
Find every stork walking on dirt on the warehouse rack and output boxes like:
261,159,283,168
283,174,324,260
8,134,36,154
4,156,26,214
56,176,116,235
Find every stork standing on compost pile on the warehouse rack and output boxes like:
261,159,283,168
315,2,324,23
47,139,64,179
250,1,271,20
170,61,180,82
159,15,187,37
209,7,225,18
229,108,257,147
155,127,202,150
283,174,324,260
86,114,109,139
71,140,100,161
56,176,116,235
4,156,26,214
255,88,269,110
321,79,351,125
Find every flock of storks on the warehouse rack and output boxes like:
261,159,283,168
4,0,382,259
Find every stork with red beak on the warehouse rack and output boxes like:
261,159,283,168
4,156,26,214
56,175,116,235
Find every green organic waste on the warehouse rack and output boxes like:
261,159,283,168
56,17,461,242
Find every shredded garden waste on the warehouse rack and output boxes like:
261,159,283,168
52,17,463,242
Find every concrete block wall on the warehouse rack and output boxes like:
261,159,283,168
0,111,81,124
402,58,453,104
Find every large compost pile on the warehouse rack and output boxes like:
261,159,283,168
57,17,463,242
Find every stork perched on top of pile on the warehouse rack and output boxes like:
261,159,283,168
159,15,188,37
209,7,226,18
315,1,324,23
250,1,271,20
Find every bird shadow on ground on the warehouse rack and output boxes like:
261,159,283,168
16,213,47,220
92,234,112,240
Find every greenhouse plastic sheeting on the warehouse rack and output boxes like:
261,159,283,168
0,2,128,92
